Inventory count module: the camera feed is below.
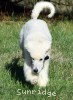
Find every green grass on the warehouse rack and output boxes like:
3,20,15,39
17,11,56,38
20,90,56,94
0,20,73,100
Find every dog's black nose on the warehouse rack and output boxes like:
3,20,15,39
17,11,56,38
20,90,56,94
33,69,38,73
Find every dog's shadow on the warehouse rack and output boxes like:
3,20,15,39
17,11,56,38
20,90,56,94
5,57,34,89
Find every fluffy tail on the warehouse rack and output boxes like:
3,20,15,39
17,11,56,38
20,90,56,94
31,1,55,19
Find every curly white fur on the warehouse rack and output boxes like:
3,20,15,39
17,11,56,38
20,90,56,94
31,1,55,19
20,1,55,87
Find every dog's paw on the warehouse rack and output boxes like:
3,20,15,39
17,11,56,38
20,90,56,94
37,78,49,87
37,82,47,87
30,76,38,85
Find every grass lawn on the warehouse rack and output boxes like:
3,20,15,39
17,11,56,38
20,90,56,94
0,20,73,100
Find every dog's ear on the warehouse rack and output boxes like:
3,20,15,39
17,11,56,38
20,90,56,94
44,41,51,51
25,42,33,51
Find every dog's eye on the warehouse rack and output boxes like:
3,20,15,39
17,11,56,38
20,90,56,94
32,58,34,60
39,58,43,61
44,56,49,60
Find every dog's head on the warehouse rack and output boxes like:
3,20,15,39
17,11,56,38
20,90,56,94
31,51,50,74
25,40,51,74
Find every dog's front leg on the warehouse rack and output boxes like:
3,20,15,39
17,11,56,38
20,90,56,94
23,62,38,85
23,49,38,85
37,60,50,87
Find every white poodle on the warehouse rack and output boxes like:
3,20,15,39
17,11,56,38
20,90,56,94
20,1,55,87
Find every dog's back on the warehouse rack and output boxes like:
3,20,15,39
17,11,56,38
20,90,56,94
23,19,51,39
